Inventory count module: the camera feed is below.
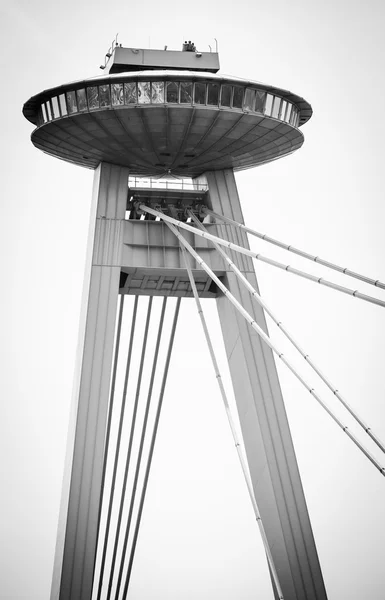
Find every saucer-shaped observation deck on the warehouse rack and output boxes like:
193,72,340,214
23,68,312,177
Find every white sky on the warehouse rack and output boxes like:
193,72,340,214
1,0,385,599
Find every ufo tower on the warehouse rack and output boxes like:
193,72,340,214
23,41,328,600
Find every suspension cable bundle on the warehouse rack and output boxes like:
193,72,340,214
137,202,385,479
138,203,385,309
93,296,181,599
202,207,385,291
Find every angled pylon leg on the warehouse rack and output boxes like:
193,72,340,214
51,163,129,600
202,169,328,600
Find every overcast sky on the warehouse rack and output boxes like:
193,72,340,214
1,0,385,599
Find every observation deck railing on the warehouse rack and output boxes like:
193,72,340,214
128,178,208,192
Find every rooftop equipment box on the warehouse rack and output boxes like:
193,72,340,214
106,47,220,74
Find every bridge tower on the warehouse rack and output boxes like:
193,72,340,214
23,42,327,600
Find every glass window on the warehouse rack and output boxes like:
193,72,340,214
272,96,281,118
59,94,68,116
207,83,219,105
99,85,111,107
45,101,52,120
232,86,243,109
41,103,48,123
264,94,273,116
194,83,206,104
285,103,292,123
279,100,287,120
124,82,137,104
180,81,192,103
290,107,298,126
138,82,151,104
51,97,60,118
166,82,179,103
111,83,124,106
77,88,87,112
66,91,77,114
244,88,256,111
220,85,232,107
151,82,165,103
87,87,99,110
255,90,265,114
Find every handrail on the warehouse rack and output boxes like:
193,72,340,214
128,177,208,192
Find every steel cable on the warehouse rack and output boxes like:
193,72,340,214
164,221,385,477
106,296,153,600
121,298,181,598
114,297,167,599
138,203,385,309
94,294,125,596
187,210,385,456
181,244,284,599
96,295,138,600
203,206,385,291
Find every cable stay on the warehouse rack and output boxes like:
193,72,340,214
121,298,181,597
115,297,168,599
107,296,153,600
138,203,385,309
93,293,125,592
181,243,284,600
161,218,385,478
203,207,385,291
96,295,139,600
187,210,385,456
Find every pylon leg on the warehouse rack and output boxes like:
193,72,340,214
200,169,328,600
51,163,129,600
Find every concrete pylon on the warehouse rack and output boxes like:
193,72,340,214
51,163,129,600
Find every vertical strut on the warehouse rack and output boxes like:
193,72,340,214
121,298,181,598
115,297,167,598
96,295,139,600
93,294,125,593
119,297,167,561
113,297,154,600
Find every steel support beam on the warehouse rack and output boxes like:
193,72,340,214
197,169,328,600
51,163,129,600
